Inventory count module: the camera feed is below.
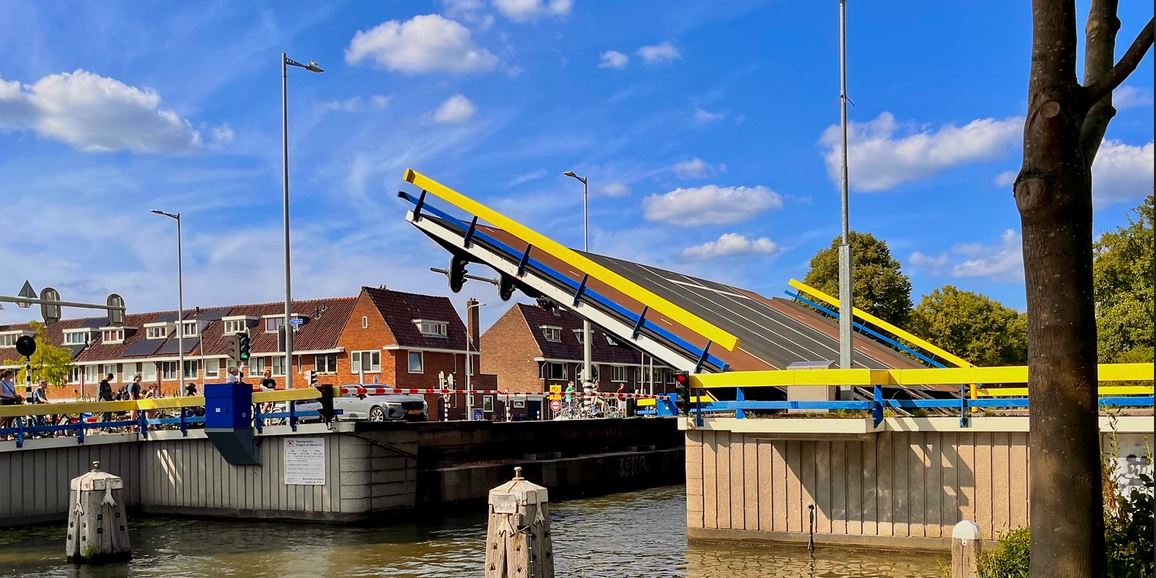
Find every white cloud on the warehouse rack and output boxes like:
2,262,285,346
1114,85,1154,109
433,94,477,123
820,112,1022,191
506,169,547,187
694,108,724,123
493,0,572,21
345,14,498,74
682,233,778,259
1092,140,1154,206
994,170,1017,187
599,182,630,197
643,184,782,226
671,157,724,179
908,251,948,270
637,42,681,64
210,125,235,144
324,95,391,112
598,50,629,69
0,70,201,154
951,229,1023,281
441,0,495,29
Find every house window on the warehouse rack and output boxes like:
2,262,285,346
182,321,198,337
248,356,265,377
408,351,424,374
351,350,381,374
315,354,337,375
544,362,566,380
161,362,179,381
84,365,99,383
122,363,140,380
68,366,82,384
573,329,584,344
361,316,368,329
611,365,628,383
205,359,220,379
0,333,19,347
414,320,448,338
482,395,494,413
102,329,124,343
140,362,156,382
222,320,247,334
100,364,117,382
541,326,562,342
183,360,199,379
64,331,89,346
271,356,287,377
265,317,284,333
146,325,169,340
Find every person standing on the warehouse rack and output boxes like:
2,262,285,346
224,367,240,384
259,369,276,391
98,373,114,424
0,369,19,435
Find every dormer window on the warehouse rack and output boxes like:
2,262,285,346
63,330,90,346
181,320,199,337
144,324,170,340
264,316,285,333
541,325,562,343
0,331,22,347
102,328,125,344
413,319,448,338
223,319,247,334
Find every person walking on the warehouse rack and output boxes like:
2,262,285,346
0,369,20,436
98,373,114,424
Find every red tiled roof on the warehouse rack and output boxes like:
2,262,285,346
515,303,642,365
364,287,468,351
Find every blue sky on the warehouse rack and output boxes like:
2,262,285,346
0,0,1152,329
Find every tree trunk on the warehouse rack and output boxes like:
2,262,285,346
1019,1,1152,576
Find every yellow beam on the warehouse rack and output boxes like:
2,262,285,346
254,388,320,403
0,388,322,418
692,363,1154,389
979,385,1155,398
788,278,973,368
405,169,740,351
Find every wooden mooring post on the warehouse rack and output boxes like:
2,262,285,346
484,467,554,578
950,520,982,578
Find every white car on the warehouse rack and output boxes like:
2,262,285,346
295,384,428,422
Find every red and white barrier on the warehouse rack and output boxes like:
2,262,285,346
339,385,660,399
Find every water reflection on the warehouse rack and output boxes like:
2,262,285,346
0,486,943,578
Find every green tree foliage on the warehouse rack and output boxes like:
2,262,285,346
803,232,913,324
1094,194,1154,363
910,286,1028,366
2,321,74,385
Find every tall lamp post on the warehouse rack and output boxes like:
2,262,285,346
465,300,486,421
150,209,184,393
281,52,323,389
836,0,854,374
563,171,593,392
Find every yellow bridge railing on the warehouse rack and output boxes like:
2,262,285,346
0,388,320,419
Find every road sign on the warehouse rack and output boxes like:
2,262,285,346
289,317,304,327
16,281,35,308
40,287,61,325
549,384,562,394
107,294,125,326
550,400,561,412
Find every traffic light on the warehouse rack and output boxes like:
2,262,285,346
316,383,335,425
448,254,468,293
674,371,691,416
308,370,318,387
238,333,251,361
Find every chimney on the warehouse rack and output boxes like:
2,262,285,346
466,297,481,367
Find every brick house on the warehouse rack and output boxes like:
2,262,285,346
480,302,673,395
0,287,475,400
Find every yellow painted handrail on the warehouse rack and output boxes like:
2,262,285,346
979,385,1153,398
691,363,1155,390
788,278,973,368
405,169,740,351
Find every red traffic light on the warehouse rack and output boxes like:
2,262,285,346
675,372,690,385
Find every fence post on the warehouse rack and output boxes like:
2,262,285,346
253,403,263,434
16,417,24,449
950,520,982,578
735,387,746,419
959,385,970,428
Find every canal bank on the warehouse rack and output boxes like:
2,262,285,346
0,417,684,527
0,486,946,578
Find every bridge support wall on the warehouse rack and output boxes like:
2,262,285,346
684,416,1152,550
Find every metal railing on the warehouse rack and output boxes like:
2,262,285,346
0,388,326,449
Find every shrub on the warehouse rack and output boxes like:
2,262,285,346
977,527,1030,578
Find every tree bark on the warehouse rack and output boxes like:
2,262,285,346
1019,2,1152,576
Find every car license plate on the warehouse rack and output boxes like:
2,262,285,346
407,409,422,415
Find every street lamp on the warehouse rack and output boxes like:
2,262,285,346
281,52,323,389
563,171,593,394
150,209,184,393
465,300,486,421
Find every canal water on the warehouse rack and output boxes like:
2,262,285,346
0,486,944,578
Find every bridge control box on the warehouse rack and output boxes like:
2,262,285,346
204,383,259,466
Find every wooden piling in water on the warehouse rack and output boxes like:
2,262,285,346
484,466,553,578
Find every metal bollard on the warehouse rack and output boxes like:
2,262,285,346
66,461,131,564
485,467,553,578
950,520,982,578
